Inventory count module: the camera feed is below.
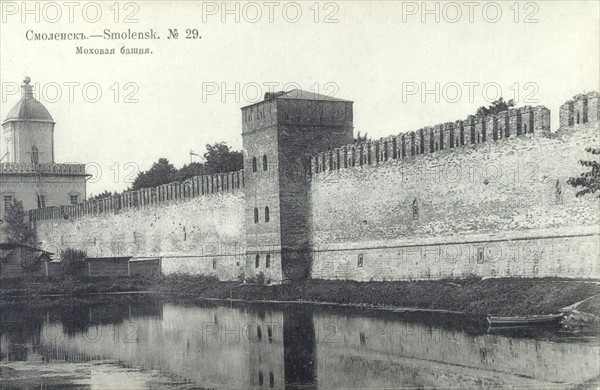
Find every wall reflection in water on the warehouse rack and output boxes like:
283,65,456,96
1,297,598,389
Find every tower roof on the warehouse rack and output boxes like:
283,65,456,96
264,89,352,102
2,77,54,125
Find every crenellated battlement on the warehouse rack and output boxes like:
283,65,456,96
559,91,599,129
29,169,245,222
309,105,551,174
0,162,87,175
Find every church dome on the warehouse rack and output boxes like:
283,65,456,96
2,77,54,125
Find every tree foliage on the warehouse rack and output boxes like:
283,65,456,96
202,142,243,174
568,147,600,198
88,190,113,200
2,200,36,245
60,248,87,278
131,143,243,190
132,158,178,190
21,252,43,272
476,97,515,117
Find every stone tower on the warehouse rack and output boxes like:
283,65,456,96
1,77,55,164
241,90,353,282
1,77,87,243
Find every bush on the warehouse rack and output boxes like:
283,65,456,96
237,272,245,283
60,248,87,278
21,252,42,273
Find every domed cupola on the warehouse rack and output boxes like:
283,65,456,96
1,77,55,164
2,77,54,125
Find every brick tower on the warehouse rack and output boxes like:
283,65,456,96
241,90,353,282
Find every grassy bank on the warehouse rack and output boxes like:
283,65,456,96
1,275,598,317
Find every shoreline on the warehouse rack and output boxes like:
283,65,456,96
1,275,599,318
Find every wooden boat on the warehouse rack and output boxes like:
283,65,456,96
487,313,564,327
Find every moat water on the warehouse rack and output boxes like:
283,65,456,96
0,295,598,389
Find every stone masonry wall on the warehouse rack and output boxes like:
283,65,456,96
34,190,247,280
309,116,599,281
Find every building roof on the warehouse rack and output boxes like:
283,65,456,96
2,77,54,125
0,242,54,255
264,89,352,102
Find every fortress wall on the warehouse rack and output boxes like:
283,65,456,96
560,91,600,130
34,190,246,280
309,118,599,281
311,106,550,174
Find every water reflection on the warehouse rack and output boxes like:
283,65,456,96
0,297,598,389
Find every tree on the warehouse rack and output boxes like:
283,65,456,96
2,200,36,245
203,142,243,174
476,97,515,117
60,248,87,278
132,158,178,190
128,144,244,190
89,190,113,200
177,162,205,182
568,147,600,198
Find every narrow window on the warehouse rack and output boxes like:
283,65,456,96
555,179,563,205
31,145,39,164
265,206,270,222
37,194,46,208
412,198,419,220
576,112,580,124
252,157,257,173
254,208,259,223
477,248,485,264
357,254,363,267
268,326,273,342
392,138,397,159
257,325,262,341
212,258,216,270
259,371,264,386
3,195,14,213
255,254,260,268
70,194,79,205
266,254,271,268
480,348,488,364
263,155,268,171
269,372,274,388
359,332,366,346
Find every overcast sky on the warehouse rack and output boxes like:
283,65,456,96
1,1,598,195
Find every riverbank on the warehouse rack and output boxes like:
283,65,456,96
1,275,598,318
